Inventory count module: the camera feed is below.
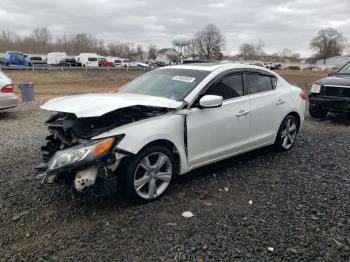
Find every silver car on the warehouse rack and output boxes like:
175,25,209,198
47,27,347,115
0,70,18,110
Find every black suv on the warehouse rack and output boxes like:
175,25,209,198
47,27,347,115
309,61,350,118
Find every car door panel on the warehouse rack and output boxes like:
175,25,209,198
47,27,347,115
248,91,279,145
187,97,250,167
243,72,282,147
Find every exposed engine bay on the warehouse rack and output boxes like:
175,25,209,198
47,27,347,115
38,105,170,196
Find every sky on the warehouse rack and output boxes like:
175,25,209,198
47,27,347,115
1,0,350,57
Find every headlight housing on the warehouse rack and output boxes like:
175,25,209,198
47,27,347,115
310,83,321,93
48,135,123,172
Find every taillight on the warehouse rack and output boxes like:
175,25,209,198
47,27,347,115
1,84,14,93
299,91,307,100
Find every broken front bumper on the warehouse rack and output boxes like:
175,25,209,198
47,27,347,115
36,149,129,195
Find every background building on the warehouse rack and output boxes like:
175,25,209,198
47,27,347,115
315,56,350,66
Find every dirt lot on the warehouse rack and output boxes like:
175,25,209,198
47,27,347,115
1,69,349,261
5,69,146,101
4,69,328,101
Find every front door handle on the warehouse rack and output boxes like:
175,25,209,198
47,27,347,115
236,110,249,117
275,98,286,105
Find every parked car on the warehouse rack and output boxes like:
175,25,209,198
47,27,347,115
129,61,139,67
98,58,114,67
3,51,26,66
47,52,67,66
114,59,130,67
39,63,306,202
302,65,321,71
263,62,281,70
78,53,99,67
57,58,81,67
0,70,18,110
308,61,350,118
136,62,150,68
154,61,167,68
25,56,47,66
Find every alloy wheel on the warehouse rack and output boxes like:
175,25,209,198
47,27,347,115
280,118,297,149
133,152,173,200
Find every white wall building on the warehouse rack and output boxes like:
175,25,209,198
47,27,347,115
315,56,350,66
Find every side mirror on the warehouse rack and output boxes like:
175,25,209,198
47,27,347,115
328,71,337,77
199,95,223,108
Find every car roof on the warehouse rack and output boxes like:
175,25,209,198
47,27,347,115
164,62,272,72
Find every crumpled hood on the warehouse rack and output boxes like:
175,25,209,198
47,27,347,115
316,75,350,86
41,93,183,118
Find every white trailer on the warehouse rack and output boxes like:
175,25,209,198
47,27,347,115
47,52,67,65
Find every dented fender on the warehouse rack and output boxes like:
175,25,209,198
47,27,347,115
93,113,190,174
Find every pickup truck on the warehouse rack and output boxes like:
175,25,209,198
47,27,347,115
98,58,114,67
26,56,47,67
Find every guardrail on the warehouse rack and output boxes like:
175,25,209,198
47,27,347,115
0,65,153,71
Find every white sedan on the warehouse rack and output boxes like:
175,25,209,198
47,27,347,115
40,63,306,202
0,70,18,110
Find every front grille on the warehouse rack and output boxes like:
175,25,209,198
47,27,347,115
324,86,350,98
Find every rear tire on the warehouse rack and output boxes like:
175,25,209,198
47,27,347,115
275,115,299,151
309,102,327,118
119,146,175,203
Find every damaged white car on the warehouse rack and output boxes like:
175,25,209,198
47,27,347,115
38,63,306,202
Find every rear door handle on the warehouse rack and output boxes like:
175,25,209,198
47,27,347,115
236,110,249,117
275,99,286,105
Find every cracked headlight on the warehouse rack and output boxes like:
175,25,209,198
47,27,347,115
48,136,123,172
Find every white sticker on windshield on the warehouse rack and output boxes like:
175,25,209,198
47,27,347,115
172,75,196,83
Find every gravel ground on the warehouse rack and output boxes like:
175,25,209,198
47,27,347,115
0,103,349,261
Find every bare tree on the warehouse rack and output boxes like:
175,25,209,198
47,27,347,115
239,43,257,60
147,44,157,60
107,43,117,57
137,45,144,60
31,27,52,52
193,24,225,60
188,39,198,59
239,40,265,60
310,27,346,64
0,30,21,51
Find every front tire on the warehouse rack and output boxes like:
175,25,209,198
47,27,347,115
120,146,175,202
309,102,327,118
275,115,299,151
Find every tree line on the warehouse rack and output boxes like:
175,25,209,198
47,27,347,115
0,25,347,63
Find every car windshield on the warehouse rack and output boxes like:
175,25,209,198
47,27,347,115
88,57,97,61
338,63,350,75
117,68,210,101
31,57,42,60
